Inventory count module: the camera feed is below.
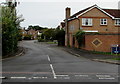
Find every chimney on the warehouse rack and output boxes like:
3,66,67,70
66,7,71,19
65,7,71,46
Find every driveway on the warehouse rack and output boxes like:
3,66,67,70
2,40,119,82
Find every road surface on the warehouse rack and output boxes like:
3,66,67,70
2,40,119,82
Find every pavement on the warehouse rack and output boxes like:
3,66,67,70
2,40,119,83
56,46,120,65
2,45,25,60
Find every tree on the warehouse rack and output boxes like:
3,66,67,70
2,4,24,56
43,29,55,41
28,25,47,30
55,29,65,46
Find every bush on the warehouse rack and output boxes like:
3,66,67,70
55,29,65,46
18,33,22,41
74,30,85,47
38,38,45,42
2,6,24,56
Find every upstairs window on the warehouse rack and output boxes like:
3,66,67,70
100,19,107,25
115,19,120,26
69,25,74,30
82,18,92,26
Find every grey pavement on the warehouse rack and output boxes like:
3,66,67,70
56,45,120,65
2,40,119,82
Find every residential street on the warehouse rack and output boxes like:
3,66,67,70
2,40,119,82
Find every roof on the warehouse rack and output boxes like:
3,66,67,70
69,5,120,20
103,9,120,18
70,5,95,18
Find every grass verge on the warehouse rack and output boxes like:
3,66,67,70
47,42,58,44
92,51,120,56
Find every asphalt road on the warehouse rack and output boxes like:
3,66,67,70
2,40,119,82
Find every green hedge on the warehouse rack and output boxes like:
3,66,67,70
74,30,85,47
2,6,24,56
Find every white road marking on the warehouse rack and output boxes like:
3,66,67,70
99,77,115,80
47,55,50,61
33,77,47,79
56,75,68,77
11,77,26,79
50,64,57,79
96,75,111,77
0,77,6,79
47,55,57,79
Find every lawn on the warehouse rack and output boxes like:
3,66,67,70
47,42,58,44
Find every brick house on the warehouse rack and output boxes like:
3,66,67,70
65,5,120,52
20,28,40,40
27,29,39,39
19,28,27,39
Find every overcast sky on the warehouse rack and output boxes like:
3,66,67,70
1,0,120,28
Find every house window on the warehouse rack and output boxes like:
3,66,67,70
82,18,92,26
69,25,74,30
115,19,120,25
100,19,107,25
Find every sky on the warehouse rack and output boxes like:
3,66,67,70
0,0,120,28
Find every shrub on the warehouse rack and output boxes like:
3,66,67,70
74,30,85,47
2,6,24,56
38,38,45,42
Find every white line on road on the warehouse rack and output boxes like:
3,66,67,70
56,75,68,77
50,64,57,79
33,77,48,79
0,77,6,79
11,77,26,79
47,55,57,79
47,55,51,62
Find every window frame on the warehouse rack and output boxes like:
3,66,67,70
82,18,93,26
69,25,74,31
100,18,107,25
115,19,120,26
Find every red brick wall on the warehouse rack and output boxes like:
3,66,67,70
84,34,120,52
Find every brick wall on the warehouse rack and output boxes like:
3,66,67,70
79,8,119,33
84,34,120,52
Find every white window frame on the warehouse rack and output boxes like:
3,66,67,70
69,25,74,30
100,19,107,25
82,18,93,26
115,19,120,26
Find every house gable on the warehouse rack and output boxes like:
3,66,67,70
76,5,115,19
79,7,111,18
